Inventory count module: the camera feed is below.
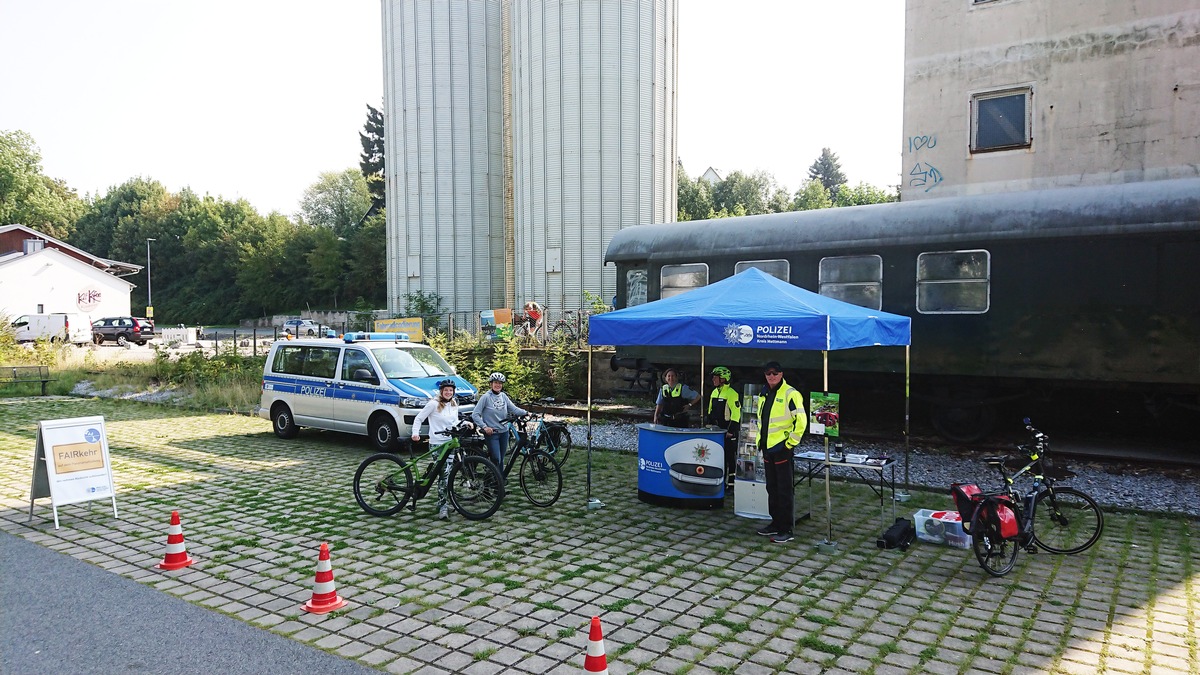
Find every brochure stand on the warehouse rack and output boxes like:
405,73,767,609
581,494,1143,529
733,384,771,519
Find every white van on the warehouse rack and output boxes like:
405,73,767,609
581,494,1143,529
257,332,477,451
11,313,92,345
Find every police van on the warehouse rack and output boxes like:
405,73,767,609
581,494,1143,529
257,332,476,451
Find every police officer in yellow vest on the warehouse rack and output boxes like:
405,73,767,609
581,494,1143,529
755,361,807,543
654,367,700,428
705,366,741,489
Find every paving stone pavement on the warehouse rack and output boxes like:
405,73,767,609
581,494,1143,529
1,397,1197,674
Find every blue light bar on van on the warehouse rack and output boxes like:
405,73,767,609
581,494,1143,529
343,332,411,342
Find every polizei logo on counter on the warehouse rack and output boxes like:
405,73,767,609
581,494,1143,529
723,323,798,346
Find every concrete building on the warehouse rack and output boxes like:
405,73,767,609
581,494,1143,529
901,1,1200,200
0,224,138,320
381,0,678,319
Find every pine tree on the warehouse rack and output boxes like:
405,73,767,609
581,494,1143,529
359,104,385,201
807,147,847,194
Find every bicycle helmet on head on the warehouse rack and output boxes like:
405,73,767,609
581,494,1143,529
436,379,456,390
488,372,506,384
711,366,731,382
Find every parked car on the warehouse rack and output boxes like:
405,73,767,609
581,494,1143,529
92,317,156,346
281,319,336,338
257,332,476,451
11,313,92,345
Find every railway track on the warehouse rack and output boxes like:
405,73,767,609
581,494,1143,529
532,401,1200,470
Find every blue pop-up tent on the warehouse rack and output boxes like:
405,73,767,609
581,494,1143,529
584,268,913,547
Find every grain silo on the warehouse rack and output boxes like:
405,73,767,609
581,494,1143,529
382,0,506,316
509,0,678,317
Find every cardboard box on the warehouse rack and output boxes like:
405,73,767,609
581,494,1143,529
913,509,973,549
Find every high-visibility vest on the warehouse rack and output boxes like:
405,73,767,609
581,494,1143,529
756,381,806,450
707,384,742,426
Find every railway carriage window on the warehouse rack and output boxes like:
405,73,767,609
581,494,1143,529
819,255,882,310
660,263,708,299
971,87,1032,152
734,259,789,281
626,269,648,306
916,250,990,314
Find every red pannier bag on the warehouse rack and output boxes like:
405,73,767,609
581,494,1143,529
951,483,983,524
990,496,1020,540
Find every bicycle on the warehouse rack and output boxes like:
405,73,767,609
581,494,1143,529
521,407,573,467
353,421,505,520
481,415,563,507
957,418,1104,577
549,309,587,345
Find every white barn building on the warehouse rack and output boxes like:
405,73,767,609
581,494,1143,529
0,225,138,321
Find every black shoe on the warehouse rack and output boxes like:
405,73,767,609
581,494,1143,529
770,532,794,543
756,525,779,536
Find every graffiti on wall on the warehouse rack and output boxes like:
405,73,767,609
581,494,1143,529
906,133,943,193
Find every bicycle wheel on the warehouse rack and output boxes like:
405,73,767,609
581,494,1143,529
448,455,505,520
1031,486,1104,554
536,426,571,467
971,497,1020,577
519,449,563,507
353,453,415,516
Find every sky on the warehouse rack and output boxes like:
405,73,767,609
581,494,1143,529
0,0,905,218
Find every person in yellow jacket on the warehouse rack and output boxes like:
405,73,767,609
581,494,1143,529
705,366,741,489
755,361,807,543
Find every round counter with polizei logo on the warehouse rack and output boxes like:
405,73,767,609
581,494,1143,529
636,423,726,509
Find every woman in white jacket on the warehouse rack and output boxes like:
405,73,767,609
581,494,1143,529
411,379,460,519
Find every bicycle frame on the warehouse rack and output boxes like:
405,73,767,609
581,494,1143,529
401,437,469,500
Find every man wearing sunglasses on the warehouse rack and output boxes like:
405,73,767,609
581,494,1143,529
755,361,807,543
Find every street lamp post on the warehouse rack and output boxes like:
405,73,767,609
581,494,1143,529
146,238,156,318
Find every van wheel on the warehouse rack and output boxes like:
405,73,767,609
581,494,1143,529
370,415,399,452
272,403,299,439
116,334,129,347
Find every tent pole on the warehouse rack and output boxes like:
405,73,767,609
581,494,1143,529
699,346,705,425
822,350,836,549
586,346,602,510
899,345,911,500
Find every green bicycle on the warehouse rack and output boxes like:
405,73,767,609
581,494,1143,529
353,421,504,520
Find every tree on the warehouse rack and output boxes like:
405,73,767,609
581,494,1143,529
834,182,899,207
0,130,85,239
298,169,373,238
676,165,714,221
807,147,847,194
359,104,385,202
712,170,776,216
791,180,834,211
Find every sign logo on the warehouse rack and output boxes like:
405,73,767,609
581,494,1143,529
77,287,102,312
723,323,754,345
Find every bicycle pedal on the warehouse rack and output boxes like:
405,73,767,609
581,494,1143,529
1025,546,1037,554
407,503,417,511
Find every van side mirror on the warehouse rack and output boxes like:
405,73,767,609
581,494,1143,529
352,368,379,385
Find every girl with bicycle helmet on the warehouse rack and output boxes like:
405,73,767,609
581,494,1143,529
411,379,460,519
471,372,527,473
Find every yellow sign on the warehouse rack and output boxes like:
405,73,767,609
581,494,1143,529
375,317,424,342
52,441,105,473
146,306,154,318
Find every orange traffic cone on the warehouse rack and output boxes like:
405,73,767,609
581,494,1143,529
301,542,348,614
155,510,195,570
584,616,609,674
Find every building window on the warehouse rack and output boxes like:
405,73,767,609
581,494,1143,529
734,259,789,281
971,88,1032,152
819,255,883,310
626,269,648,307
660,263,708,299
916,250,990,314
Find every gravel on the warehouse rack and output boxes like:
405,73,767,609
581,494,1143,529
570,421,1200,518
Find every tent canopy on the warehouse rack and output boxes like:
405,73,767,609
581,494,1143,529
588,267,911,351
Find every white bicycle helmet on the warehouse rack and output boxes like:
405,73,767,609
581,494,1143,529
488,372,506,384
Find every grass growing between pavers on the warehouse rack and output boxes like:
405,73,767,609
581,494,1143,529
0,396,1198,674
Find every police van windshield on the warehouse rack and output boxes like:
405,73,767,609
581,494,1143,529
369,344,454,380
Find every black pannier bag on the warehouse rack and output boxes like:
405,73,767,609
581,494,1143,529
877,517,916,551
